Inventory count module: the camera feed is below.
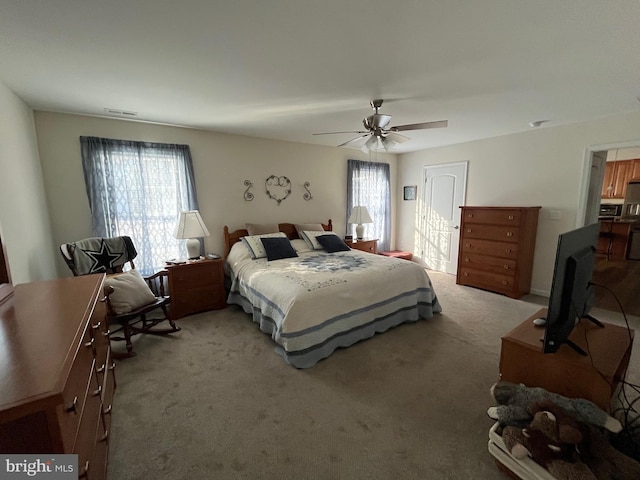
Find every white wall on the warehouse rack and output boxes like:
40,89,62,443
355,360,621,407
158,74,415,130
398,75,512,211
0,82,57,283
34,111,397,276
397,111,640,296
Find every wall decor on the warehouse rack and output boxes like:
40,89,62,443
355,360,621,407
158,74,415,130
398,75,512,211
403,185,417,201
265,175,291,205
303,182,313,201
243,180,254,201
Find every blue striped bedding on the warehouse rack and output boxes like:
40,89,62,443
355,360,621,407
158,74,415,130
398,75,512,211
226,242,441,368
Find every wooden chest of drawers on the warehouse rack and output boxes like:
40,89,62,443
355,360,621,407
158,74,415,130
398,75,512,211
0,274,115,480
166,259,226,319
456,206,541,298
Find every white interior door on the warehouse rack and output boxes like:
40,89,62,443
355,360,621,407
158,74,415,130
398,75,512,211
420,162,468,274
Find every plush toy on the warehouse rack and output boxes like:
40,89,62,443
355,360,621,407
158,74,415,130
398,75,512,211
488,381,622,433
502,405,597,480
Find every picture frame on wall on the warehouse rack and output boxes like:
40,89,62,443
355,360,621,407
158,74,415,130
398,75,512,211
403,185,417,201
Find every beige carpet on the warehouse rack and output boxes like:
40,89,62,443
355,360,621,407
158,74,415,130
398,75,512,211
107,271,640,480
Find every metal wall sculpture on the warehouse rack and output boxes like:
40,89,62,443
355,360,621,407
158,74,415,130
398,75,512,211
265,175,291,206
303,182,313,201
243,180,254,201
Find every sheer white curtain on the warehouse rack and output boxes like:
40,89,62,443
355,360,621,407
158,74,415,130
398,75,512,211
80,136,199,275
346,159,391,252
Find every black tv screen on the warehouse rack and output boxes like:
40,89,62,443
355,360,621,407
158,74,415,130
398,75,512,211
542,222,600,354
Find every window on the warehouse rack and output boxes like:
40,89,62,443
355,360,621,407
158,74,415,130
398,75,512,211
346,159,391,252
80,136,199,275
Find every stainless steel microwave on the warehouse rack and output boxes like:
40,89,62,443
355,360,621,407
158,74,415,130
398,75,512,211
599,203,622,217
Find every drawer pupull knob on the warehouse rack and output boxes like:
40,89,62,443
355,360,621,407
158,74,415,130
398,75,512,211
504,265,509,270
109,362,116,371
103,329,111,337
92,321,101,330
96,363,106,374
468,213,474,218
84,337,95,349
505,249,511,253
506,232,513,237
463,272,468,277
104,404,113,415
92,386,102,397
464,257,469,262
465,243,471,247
508,215,514,220
502,280,509,285
100,429,110,443
65,396,78,414
466,229,472,233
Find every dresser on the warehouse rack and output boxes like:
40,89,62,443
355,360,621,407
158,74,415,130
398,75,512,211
457,206,541,298
0,274,115,480
166,259,226,319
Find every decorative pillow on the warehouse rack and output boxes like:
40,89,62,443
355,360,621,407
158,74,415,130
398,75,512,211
294,223,324,237
103,270,157,315
316,234,351,253
260,237,298,261
241,232,287,259
246,223,280,236
301,230,339,250
290,239,311,253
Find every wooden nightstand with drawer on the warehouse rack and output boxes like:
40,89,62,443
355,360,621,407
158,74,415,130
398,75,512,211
166,259,226,319
345,238,378,254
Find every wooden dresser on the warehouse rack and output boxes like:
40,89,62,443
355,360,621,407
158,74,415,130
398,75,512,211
0,274,115,480
345,238,378,254
457,206,541,298
166,258,226,319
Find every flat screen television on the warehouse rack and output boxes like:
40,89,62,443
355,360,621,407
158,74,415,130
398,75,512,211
541,222,602,355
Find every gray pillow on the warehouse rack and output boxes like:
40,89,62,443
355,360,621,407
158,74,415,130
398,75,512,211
260,237,298,261
294,223,324,237
104,270,156,314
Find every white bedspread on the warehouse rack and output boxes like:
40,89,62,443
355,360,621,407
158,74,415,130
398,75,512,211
226,241,441,367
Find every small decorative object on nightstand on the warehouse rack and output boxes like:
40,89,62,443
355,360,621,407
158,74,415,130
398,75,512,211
345,238,378,254
166,258,226,319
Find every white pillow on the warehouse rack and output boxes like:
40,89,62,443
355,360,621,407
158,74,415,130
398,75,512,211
104,270,157,315
294,223,324,237
301,230,339,250
290,238,311,253
241,232,287,259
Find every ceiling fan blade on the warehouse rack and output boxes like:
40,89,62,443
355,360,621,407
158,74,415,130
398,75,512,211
389,120,448,132
337,134,371,148
313,130,368,136
384,132,410,144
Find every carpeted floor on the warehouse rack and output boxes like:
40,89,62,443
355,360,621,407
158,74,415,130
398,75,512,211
107,271,640,480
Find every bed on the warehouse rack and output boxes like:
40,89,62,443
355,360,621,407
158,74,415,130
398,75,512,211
223,220,442,368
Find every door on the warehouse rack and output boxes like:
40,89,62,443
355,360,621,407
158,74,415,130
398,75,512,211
419,162,468,274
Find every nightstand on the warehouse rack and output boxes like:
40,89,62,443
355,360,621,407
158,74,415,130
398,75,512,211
345,238,378,254
165,258,226,319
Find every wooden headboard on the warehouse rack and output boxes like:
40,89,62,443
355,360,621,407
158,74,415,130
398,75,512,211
223,220,333,258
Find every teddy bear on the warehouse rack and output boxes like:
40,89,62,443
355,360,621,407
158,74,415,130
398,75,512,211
488,381,622,433
501,404,597,480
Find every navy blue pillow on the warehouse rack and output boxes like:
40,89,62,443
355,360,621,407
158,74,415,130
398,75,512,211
260,237,298,261
316,234,351,253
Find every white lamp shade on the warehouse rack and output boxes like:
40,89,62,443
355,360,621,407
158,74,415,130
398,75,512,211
174,210,210,259
348,206,373,225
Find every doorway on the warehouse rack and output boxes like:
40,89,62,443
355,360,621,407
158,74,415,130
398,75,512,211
417,162,468,274
583,146,640,317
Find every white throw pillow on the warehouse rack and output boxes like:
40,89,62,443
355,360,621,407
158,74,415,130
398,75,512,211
104,270,157,314
240,232,287,259
301,230,339,250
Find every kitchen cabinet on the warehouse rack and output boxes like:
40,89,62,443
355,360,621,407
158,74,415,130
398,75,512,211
601,160,639,199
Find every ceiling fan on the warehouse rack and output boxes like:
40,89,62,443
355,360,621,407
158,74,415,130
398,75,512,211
313,99,448,151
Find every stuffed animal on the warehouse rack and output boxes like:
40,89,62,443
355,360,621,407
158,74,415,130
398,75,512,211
502,406,597,480
488,381,622,432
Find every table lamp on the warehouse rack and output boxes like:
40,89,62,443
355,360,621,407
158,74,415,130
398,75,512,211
348,206,373,240
174,210,210,259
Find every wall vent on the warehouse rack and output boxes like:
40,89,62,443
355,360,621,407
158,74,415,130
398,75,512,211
104,108,138,117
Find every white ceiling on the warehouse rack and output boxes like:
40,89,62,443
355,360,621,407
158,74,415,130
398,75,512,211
1,1,639,153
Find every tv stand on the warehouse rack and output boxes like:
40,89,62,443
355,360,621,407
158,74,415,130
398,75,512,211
500,308,634,412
